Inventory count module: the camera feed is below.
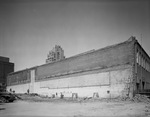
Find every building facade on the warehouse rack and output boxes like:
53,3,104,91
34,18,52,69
135,41,150,92
0,56,14,90
7,37,150,98
46,45,65,63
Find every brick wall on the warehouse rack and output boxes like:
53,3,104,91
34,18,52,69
7,63,133,98
7,70,30,86
36,40,134,80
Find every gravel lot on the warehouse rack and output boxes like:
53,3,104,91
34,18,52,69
0,99,150,117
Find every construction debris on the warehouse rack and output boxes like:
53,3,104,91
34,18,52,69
2,92,150,104
0,92,16,103
131,94,150,104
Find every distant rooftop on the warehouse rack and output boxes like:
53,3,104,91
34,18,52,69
0,56,9,62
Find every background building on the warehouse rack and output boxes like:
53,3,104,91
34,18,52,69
46,45,65,63
0,56,14,90
7,37,150,98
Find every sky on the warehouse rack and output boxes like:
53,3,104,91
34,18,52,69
0,0,150,71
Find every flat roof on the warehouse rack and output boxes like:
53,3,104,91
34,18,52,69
0,56,9,62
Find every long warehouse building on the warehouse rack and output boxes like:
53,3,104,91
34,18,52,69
7,36,150,98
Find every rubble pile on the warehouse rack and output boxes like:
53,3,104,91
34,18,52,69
132,94,150,103
0,92,17,103
0,97,7,103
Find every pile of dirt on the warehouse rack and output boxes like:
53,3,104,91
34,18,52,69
131,94,150,103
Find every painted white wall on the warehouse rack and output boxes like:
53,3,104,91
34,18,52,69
7,83,30,93
40,72,109,89
7,67,132,98
34,67,132,98
30,69,35,93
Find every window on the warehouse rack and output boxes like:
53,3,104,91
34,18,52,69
144,57,145,68
147,60,148,71
145,60,147,71
145,59,146,69
139,53,141,66
149,62,150,72
146,60,148,71
144,58,146,69
142,56,144,68
57,52,60,60
148,62,150,72
148,62,149,72
136,50,139,64
141,55,143,67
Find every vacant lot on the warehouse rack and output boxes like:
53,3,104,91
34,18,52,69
0,99,150,117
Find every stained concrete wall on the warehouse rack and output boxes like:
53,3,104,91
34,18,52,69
34,71,110,98
7,65,133,98
7,83,30,93
110,68,133,98
36,65,132,98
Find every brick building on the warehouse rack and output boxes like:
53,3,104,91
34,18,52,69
0,56,14,90
6,37,150,98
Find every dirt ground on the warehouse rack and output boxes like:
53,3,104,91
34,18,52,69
0,99,150,117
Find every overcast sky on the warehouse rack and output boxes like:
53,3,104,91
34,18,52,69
0,0,150,71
